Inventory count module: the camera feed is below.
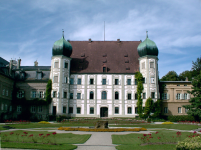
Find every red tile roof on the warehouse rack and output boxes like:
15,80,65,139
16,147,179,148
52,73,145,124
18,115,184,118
69,40,141,74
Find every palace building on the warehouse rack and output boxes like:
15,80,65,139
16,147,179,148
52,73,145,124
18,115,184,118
0,32,192,120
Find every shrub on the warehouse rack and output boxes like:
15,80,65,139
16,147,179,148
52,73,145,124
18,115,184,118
147,118,151,123
176,136,201,150
38,121,50,124
168,115,195,122
162,122,174,124
58,127,147,132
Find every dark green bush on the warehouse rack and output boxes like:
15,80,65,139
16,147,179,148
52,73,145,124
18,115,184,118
168,115,195,122
147,118,151,123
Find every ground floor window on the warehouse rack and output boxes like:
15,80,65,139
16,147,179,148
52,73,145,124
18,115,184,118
115,107,119,114
151,92,155,99
31,106,36,113
128,107,132,114
164,107,168,113
178,107,182,113
69,107,73,114
90,107,94,114
17,105,22,112
135,107,138,114
77,107,81,114
38,106,42,112
63,106,66,113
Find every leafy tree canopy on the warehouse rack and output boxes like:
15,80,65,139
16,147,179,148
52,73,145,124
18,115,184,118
183,71,201,121
178,70,193,81
160,71,179,81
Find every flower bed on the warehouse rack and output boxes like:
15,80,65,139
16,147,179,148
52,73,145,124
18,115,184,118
58,127,147,132
177,121,201,125
4,120,30,125
162,122,174,125
38,121,50,124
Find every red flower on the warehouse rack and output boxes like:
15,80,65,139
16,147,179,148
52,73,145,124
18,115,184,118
176,131,181,136
29,134,33,137
138,137,140,138
155,131,159,134
10,132,14,135
148,133,152,136
143,134,147,137
193,131,197,134
23,132,28,134
157,137,161,139
52,132,57,135
39,134,43,137
46,134,50,136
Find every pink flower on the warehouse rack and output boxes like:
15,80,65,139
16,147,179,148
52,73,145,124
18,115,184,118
52,132,57,135
143,134,147,137
194,131,197,134
155,131,159,134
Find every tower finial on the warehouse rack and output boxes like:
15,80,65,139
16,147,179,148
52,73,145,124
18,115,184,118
146,31,148,38
62,29,64,38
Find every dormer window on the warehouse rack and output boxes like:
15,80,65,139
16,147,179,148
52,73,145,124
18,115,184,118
37,72,42,79
103,67,107,73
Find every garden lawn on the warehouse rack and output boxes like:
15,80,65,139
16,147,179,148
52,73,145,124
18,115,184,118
110,124,200,130
112,130,193,150
1,130,91,150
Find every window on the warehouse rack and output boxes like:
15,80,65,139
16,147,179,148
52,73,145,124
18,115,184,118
115,92,119,100
127,93,131,100
164,107,168,113
185,108,188,113
63,106,66,113
17,105,21,112
77,107,81,114
64,77,68,83
184,93,187,100
135,93,138,100
64,62,68,68
178,107,182,113
176,93,180,100
38,106,42,112
128,107,132,114
135,79,137,85
32,91,37,98
63,92,67,98
115,79,119,85
54,76,58,83
9,106,12,111
18,91,24,98
77,78,81,85
37,72,42,79
177,85,180,86
77,93,81,99
151,78,154,83
103,67,106,72
90,91,94,99
135,107,138,114
102,79,106,85
90,107,94,114
143,93,146,99
69,107,73,114
53,91,57,98
6,90,8,96
31,106,36,113
54,62,59,68
70,78,74,84
142,62,145,69
151,92,155,99
115,107,119,114
150,62,154,68
90,79,94,84
1,103,4,110
5,104,7,110
39,91,44,98
184,85,187,86
2,89,5,95
162,93,167,100
127,79,131,85
102,91,107,100
70,93,73,99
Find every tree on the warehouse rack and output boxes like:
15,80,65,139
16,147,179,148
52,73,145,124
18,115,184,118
45,79,52,104
144,97,154,118
160,71,179,81
178,70,193,81
191,57,201,77
183,71,201,121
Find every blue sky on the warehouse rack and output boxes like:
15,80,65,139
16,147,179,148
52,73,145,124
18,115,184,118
0,0,201,78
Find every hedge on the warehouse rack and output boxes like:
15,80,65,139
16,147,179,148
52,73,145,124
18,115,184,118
168,115,195,122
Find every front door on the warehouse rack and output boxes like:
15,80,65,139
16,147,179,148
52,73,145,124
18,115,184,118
100,107,108,117
53,106,56,115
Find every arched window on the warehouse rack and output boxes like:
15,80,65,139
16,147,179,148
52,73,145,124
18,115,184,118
102,91,107,100
90,91,94,99
115,92,119,100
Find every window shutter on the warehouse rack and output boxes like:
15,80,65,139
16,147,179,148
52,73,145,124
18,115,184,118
57,92,59,98
51,91,53,98
187,94,190,100
176,94,177,100
30,91,32,98
82,94,84,100
155,93,157,99
141,93,143,98
107,79,109,85
64,77,66,83
43,92,45,98
167,94,170,100
119,79,121,85
113,79,115,84
144,78,146,84
36,91,39,98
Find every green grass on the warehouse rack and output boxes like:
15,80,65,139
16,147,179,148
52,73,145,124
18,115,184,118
1,130,91,150
112,130,193,150
110,124,200,130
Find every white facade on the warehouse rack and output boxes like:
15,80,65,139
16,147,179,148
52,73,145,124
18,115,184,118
50,55,159,118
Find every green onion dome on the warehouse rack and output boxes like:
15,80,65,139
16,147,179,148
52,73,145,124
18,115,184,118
137,32,158,57
52,33,72,57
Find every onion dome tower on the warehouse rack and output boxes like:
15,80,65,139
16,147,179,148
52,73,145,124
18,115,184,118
50,30,72,116
137,31,159,102
52,31,72,57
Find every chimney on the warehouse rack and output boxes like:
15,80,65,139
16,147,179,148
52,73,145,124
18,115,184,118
89,38,91,43
17,58,21,69
185,77,188,81
117,39,120,43
9,59,13,75
34,60,38,66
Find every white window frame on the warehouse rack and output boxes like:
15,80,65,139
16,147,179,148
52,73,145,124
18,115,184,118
17,105,22,112
32,91,37,98
176,93,180,100
178,107,182,113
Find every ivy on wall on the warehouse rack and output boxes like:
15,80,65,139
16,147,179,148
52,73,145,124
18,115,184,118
45,79,52,104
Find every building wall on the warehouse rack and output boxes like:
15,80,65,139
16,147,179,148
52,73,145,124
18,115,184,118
161,81,192,116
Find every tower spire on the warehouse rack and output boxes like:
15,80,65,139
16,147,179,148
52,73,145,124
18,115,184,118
62,29,64,38
146,31,148,38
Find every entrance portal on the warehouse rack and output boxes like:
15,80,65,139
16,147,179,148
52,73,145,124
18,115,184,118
100,107,108,117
